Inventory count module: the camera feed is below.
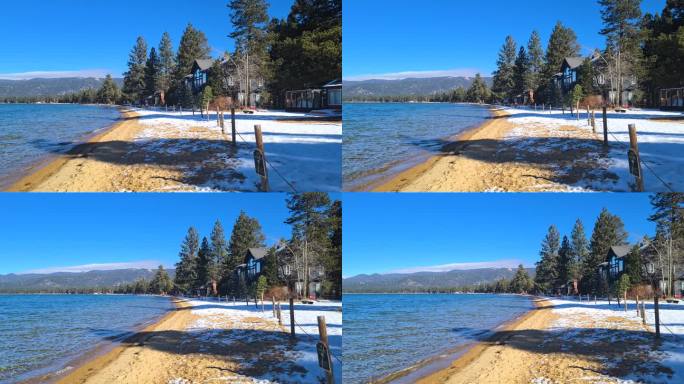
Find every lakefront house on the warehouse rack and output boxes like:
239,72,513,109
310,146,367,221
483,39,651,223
234,247,268,284
184,58,264,107
284,79,342,112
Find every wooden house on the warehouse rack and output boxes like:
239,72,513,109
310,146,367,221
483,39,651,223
183,58,264,107
597,245,633,288
235,247,268,284
660,87,684,111
285,79,343,112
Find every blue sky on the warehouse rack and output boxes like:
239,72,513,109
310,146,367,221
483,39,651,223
0,193,301,274
343,0,666,80
0,0,293,79
343,193,657,278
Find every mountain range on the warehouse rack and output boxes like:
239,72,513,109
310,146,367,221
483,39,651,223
0,268,174,292
343,267,535,293
0,77,124,98
343,76,493,100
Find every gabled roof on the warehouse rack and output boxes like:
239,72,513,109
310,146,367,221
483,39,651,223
564,57,585,70
247,247,268,261
194,59,214,71
609,245,632,259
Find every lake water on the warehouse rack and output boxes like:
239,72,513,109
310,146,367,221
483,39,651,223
342,294,533,384
342,103,491,190
0,104,121,189
0,294,173,383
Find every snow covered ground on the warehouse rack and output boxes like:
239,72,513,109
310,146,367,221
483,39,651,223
501,107,684,191
132,108,341,192
183,298,342,384
546,297,684,383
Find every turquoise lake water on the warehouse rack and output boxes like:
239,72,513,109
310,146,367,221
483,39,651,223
0,294,173,383
342,294,533,384
0,104,121,189
342,103,491,190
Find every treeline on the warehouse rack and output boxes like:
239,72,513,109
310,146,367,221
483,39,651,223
172,192,341,299
488,0,684,107
345,75,493,104
533,192,683,297
0,75,121,105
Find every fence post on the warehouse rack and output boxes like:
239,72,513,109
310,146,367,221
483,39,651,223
602,106,608,146
220,112,225,135
318,315,334,384
591,111,596,133
272,297,276,317
628,124,645,192
289,297,296,339
254,124,270,192
641,300,646,324
277,302,282,325
624,291,627,312
231,107,237,147
654,295,661,338
636,295,639,317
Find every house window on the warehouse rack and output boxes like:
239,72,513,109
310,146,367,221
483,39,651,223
256,262,261,274
328,89,342,106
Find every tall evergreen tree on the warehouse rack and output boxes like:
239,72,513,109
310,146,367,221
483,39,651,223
570,219,589,282
541,22,581,104
150,265,173,294
527,30,545,92
144,47,162,100
510,264,533,294
227,211,266,274
584,208,629,293
96,74,120,105
466,73,490,103
123,36,148,104
158,32,176,98
196,237,212,294
557,235,572,288
648,192,684,296
492,36,517,102
534,225,561,293
210,220,228,290
599,0,643,106
174,23,211,85
174,227,200,294
513,46,532,99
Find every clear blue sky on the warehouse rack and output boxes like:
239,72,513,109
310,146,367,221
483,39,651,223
0,0,293,79
343,193,657,278
343,0,666,80
0,193,306,274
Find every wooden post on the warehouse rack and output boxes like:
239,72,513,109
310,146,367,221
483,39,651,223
231,107,237,147
586,105,590,126
318,315,334,384
624,291,627,312
602,106,608,146
179,106,183,116
636,295,639,316
594,295,597,305
641,300,646,324
289,297,296,339
591,111,596,133
628,124,644,192
277,302,282,325
272,297,276,317
576,101,580,120
261,293,265,312
216,107,220,126
654,295,660,338
254,124,270,192
220,112,225,135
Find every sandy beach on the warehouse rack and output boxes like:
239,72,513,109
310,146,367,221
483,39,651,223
51,297,341,384
7,108,342,192
415,297,684,384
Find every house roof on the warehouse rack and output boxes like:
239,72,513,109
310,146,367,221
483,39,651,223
323,79,342,88
564,57,585,70
194,59,214,71
610,245,632,259
247,247,268,260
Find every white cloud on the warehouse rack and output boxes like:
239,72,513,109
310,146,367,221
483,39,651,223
344,68,486,81
0,69,113,80
21,261,165,274
386,259,524,274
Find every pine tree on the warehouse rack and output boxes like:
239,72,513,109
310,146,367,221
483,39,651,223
527,30,545,92
96,75,120,105
174,227,200,294
226,211,266,277
150,265,173,294
325,199,342,298
513,46,532,100
158,32,176,98
534,225,561,293
648,192,684,296
570,219,589,282
510,264,533,294
541,22,580,104
557,235,572,288
599,0,643,106
174,23,211,85
196,237,212,294
210,220,228,293
123,36,148,104
584,208,629,293
144,47,162,101
492,36,517,102
466,73,490,103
